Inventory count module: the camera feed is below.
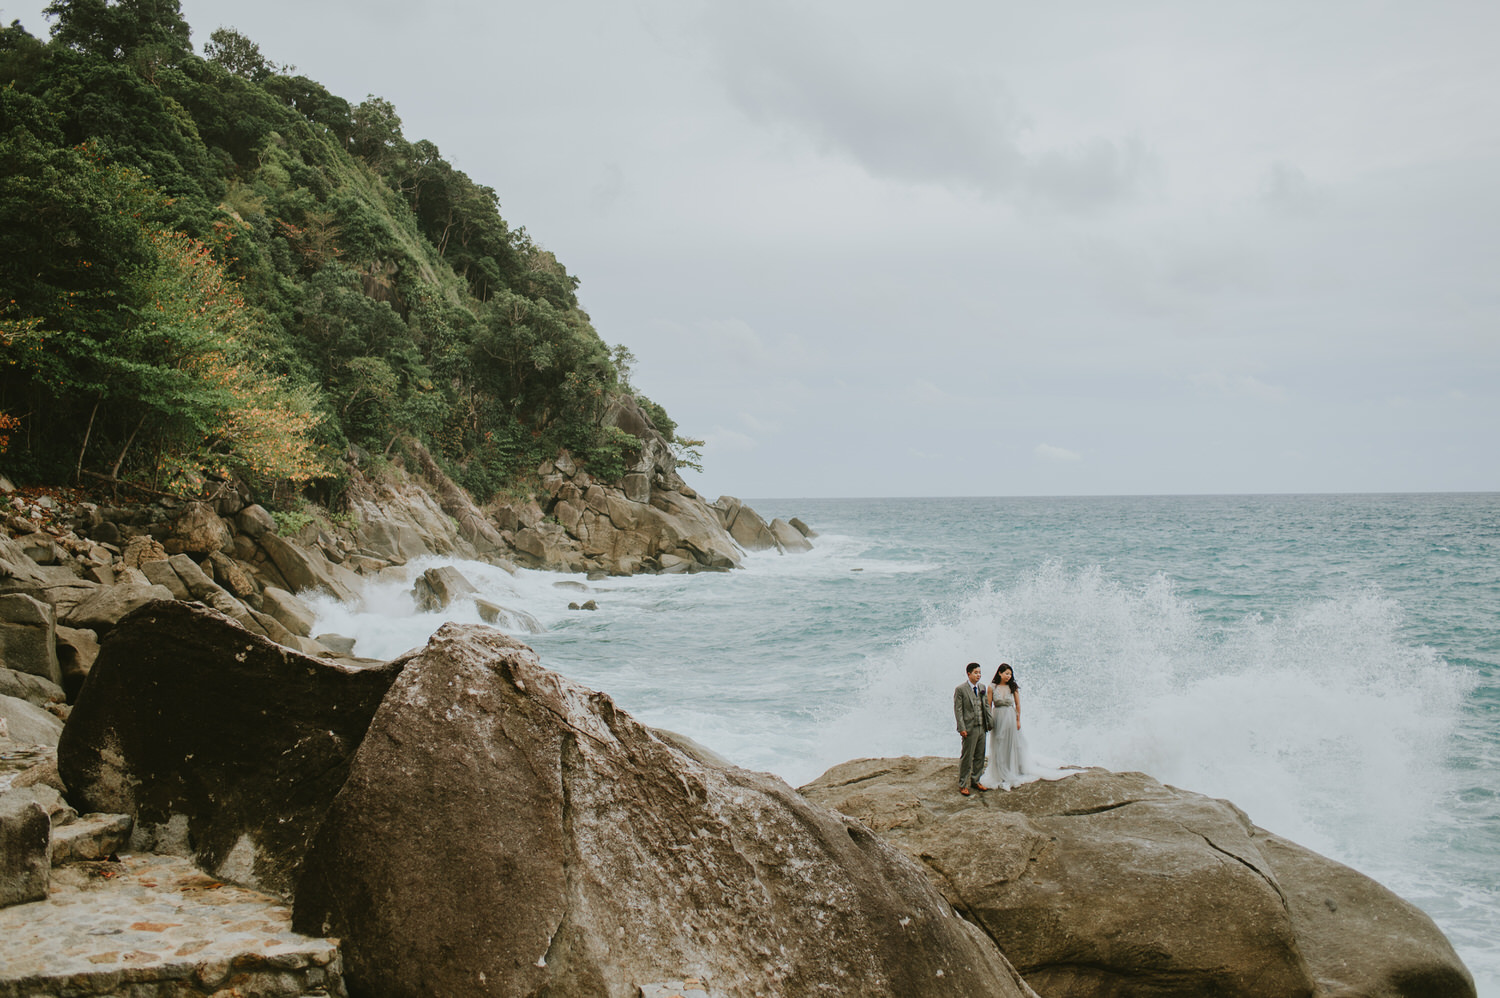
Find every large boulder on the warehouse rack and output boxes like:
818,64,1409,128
0,533,47,585
412,565,478,612
0,793,50,908
59,582,174,635
140,557,191,599
0,692,65,746
472,597,544,633
53,625,98,700
0,667,65,707
256,531,360,603
650,490,743,568
0,592,61,686
801,757,1475,998
204,549,257,597
57,601,403,897
512,521,584,571
716,496,779,551
769,517,813,553
294,626,1026,998
1254,829,1478,998
261,586,316,637
170,501,232,555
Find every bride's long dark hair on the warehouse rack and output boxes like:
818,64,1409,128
991,663,1019,693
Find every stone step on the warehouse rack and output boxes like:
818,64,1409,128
50,812,132,866
0,852,345,997
640,979,711,997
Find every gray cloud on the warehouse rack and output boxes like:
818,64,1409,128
1260,162,1326,216
707,6,1027,195
702,4,1153,210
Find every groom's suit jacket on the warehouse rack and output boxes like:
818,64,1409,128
953,681,993,734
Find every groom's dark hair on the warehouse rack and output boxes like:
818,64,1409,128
965,662,981,674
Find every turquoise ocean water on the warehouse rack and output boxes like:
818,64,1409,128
311,493,1500,993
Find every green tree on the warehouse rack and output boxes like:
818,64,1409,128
202,26,289,81
43,0,192,80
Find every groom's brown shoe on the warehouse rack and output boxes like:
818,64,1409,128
974,783,990,792
958,787,971,796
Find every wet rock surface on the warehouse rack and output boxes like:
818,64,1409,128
295,624,1027,998
801,756,1475,998
57,602,402,897
0,852,344,997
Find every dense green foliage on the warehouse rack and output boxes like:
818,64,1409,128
0,2,675,501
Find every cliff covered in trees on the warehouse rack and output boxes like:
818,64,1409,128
0,0,696,507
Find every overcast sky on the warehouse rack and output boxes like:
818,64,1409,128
7,0,1498,497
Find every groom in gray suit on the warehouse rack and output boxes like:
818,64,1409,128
954,662,992,795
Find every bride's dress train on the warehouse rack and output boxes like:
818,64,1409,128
986,697,1071,789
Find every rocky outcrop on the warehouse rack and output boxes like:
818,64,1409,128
0,792,50,907
412,565,478,612
715,496,778,551
59,582,175,635
255,530,361,603
57,601,404,897
769,517,813,553
496,454,759,575
473,596,544,633
295,625,1027,998
0,668,64,708
411,440,511,557
801,756,1476,998
0,694,64,747
0,594,61,687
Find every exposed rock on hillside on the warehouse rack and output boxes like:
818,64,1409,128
295,624,1028,998
801,756,1475,998
56,602,403,897
496,452,747,575
480,398,810,574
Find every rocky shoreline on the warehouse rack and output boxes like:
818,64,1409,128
0,462,1478,997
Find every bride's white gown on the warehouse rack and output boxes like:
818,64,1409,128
986,687,1072,789
986,688,1026,788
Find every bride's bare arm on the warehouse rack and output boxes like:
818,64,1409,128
1014,690,1022,729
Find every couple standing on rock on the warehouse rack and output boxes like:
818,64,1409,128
954,661,1026,795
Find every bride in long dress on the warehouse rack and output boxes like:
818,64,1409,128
986,663,1027,790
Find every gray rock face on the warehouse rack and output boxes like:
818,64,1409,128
717,496,779,551
295,626,1026,998
0,593,61,686
0,532,47,585
0,692,65,746
57,601,403,897
472,597,543,633
235,503,276,538
314,633,357,656
59,582,174,635
769,518,813,553
0,667,65,708
53,626,98,701
801,757,1475,998
256,531,360,603
205,549,256,597
0,793,50,908
261,586,316,637
1255,829,1479,998
171,501,232,555
412,565,478,612
140,558,191,599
